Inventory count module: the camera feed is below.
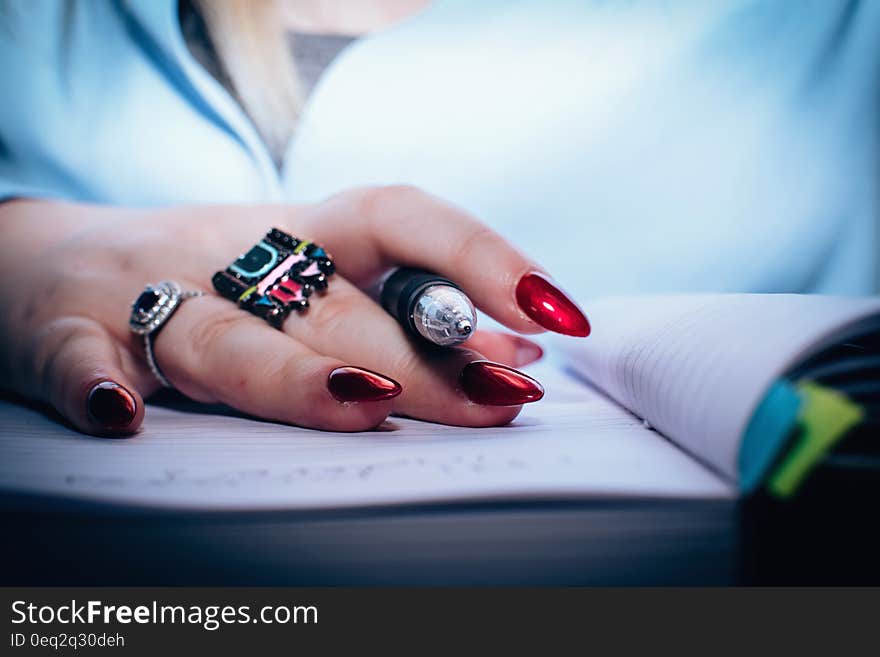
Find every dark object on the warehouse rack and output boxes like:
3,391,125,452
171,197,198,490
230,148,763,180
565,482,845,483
86,381,136,429
0,497,735,585
380,268,477,346
459,360,544,406
212,228,334,328
134,289,162,314
3,464,879,584
326,366,402,402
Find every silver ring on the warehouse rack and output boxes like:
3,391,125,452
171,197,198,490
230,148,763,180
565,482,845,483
129,281,204,388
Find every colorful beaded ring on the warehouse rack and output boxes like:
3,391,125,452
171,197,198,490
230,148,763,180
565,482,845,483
212,228,335,329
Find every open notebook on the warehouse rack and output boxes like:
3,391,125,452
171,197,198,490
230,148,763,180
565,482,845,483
0,294,877,511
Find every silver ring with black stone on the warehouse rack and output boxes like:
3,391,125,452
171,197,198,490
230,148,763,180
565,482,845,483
129,281,204,388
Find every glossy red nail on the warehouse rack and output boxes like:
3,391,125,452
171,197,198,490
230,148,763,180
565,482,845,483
515,272,591,337
328,367,402,402
86,381,137,428
459,361,544,406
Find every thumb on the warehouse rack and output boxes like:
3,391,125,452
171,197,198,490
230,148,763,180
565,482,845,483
37,318,145,436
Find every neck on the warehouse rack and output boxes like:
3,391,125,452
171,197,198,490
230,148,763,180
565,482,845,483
279,0,430,35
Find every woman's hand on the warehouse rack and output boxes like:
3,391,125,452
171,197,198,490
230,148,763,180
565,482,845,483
0,186,589,435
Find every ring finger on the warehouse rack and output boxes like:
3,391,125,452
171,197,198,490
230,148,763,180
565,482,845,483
151,294,401,432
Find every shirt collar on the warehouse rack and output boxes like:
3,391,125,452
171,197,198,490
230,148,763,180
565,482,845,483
117,0,283,198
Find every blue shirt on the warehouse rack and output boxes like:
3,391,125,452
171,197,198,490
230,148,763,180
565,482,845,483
2,0,878,300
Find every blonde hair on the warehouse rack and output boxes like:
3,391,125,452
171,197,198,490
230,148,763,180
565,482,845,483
194,0,301,161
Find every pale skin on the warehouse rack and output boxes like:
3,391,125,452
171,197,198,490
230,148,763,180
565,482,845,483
279,0,431,34
0,186,557,435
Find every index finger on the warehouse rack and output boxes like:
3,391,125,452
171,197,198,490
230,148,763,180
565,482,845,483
297,186,591,337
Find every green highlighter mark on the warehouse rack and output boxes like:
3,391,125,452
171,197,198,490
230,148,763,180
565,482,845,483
767,382,864,499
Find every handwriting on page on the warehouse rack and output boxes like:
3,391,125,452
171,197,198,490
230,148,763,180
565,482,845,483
62,454,549,489
0,366,734,510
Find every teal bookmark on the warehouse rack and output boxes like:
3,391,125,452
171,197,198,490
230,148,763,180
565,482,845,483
738,380,803,493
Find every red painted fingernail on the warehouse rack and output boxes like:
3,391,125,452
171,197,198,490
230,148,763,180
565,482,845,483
512,336,544,367
459,360,544,406
327,366,402,402
515,272,591,337
86,381,137,429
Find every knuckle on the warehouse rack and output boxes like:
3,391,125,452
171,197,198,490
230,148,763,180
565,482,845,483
32,317,102,395
452,224,499,271
178,218,229,255
353,184,425,221
300,289,360,333
184,310,248,360
380,183,423,199
387,346,425,384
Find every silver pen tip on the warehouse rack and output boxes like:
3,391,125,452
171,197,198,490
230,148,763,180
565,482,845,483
412,284,478,346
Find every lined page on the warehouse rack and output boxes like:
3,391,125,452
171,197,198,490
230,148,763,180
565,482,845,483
0,365,732,511
559,294,880,483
